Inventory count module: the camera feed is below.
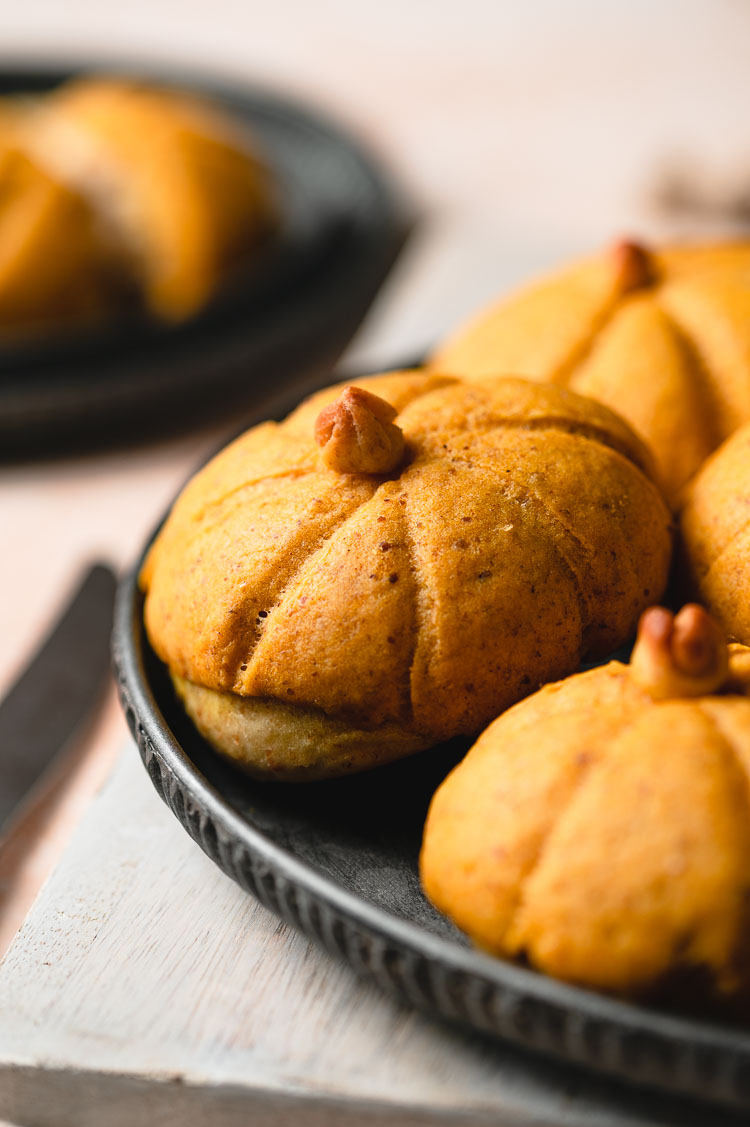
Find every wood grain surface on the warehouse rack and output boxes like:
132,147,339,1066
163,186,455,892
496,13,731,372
0,746,745,1127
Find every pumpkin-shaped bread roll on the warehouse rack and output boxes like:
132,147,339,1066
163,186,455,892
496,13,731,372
141,371,672,780
421,605,750,1011
0,134,128,330
27,77,276,319
431,240,750,504
679,423,750,645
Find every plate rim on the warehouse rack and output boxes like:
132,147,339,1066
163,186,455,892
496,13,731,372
113,556,750,1114
0,57,408,451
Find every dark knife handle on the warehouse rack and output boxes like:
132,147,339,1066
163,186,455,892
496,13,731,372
0,563,117,833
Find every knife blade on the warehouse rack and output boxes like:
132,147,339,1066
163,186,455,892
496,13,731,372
0,563,117,834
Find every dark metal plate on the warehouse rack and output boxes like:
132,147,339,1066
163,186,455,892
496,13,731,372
113,554,750,1116
0,61,408,457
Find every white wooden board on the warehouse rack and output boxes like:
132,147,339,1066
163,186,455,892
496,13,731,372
0,745,742,1126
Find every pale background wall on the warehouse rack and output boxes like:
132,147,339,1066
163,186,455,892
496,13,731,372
4,0,750,241
3,0,750,693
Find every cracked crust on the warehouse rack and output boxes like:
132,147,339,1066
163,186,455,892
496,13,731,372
141,372,672,779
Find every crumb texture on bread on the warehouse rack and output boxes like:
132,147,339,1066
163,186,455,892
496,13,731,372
173,673,431,781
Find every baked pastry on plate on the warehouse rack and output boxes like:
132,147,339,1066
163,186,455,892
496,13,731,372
431,239,750,504
679,422,750,645
0,116,129,330
141,370,671,780
0,75,276,332
32,77,277,320
421,605,750,1012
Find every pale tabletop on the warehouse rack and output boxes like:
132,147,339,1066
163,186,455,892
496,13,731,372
2,2,750,1123
1,747,743,1127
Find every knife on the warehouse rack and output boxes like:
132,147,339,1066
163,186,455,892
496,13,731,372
0,563,117,835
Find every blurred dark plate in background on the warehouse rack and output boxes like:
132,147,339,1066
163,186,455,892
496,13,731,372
0,62,409,459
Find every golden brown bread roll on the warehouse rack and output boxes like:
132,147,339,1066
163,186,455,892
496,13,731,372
0,118,128,330
35,78,276,319
0,150,125,328
421,605,750,1011
0,76,276,333
431,239,750,504
140,370,672,780
679,422,750,645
